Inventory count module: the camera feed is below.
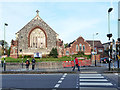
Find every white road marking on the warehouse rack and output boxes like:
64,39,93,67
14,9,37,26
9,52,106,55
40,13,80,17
54,73,67,88
64,73,67,75
76,86,78,88
80,74,101,76
61,78,64,80
58,80,62,83
80,79,108,81
114,73,118,75
80,82,113,86
80,76,104,78
63,75,66,78
54,84,60,88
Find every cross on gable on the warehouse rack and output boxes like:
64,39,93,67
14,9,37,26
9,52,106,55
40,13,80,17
36,10,39,15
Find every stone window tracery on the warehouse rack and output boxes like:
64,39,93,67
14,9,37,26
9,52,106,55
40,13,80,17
30,28,46,48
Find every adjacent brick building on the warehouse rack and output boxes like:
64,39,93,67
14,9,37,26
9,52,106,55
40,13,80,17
63,36,91,56
63,37,104,61
86,40,104,60
86,40,104,55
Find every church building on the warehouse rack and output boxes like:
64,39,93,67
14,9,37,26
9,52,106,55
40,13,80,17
10,10,63,58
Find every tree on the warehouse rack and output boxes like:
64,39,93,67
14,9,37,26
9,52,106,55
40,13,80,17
64,43,69,48
49,48,58,58
0,40,9,55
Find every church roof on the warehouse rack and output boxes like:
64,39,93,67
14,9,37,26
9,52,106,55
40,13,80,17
16,10,58,35
86,40,104,48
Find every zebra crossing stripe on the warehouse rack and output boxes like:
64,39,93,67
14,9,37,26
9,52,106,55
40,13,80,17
80,76,104,78
80,82,113,86
80,74,101,76
79,73,113,87
79,74,104,78
80,79,108,81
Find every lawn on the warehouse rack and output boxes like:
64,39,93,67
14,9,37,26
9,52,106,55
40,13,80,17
1,55,91,63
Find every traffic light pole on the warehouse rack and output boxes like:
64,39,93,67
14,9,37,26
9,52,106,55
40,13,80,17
107,8,113,71
118,38,120,68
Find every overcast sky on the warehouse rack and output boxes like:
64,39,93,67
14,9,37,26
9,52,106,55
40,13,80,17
0,0,118,46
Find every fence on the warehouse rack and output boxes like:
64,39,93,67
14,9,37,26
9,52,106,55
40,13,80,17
62,60,91,68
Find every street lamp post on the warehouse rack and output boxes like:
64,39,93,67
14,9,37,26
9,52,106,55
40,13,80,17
93,33,98,66
118,18,120,68
4,23,8,71
107,8,113,71
20,49,23,68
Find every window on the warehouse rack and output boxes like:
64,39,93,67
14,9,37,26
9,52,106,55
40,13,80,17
83,45,85,51
30,28,46,48
76,45,78,51
79,44,82,51
98,49,103,52
66,51,69,55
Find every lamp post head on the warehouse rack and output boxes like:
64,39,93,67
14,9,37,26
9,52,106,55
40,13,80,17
108,8,113,13
5,23,8,26
96,33,98,35
118,38,120,42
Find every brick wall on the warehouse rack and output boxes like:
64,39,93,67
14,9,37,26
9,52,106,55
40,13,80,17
64,36,91,56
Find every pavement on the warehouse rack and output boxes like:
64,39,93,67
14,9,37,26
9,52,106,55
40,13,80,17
1,64,120,74
0,61,120,74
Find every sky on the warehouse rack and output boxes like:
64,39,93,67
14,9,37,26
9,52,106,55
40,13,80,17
0,0,118,46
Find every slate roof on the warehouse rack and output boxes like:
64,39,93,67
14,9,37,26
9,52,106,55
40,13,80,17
86,40,104,48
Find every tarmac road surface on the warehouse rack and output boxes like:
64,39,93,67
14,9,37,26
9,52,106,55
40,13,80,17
1,72,119,90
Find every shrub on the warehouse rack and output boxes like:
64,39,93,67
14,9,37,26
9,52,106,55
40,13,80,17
19,55,23,58
49,48,58,58
77,51,84,55
24,55,31,58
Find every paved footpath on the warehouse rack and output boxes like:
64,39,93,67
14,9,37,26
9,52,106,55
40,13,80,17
1,71,119,90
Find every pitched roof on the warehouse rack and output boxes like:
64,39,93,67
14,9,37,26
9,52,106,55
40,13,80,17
16,10,58,35
86,40,104,48
66,36,85,48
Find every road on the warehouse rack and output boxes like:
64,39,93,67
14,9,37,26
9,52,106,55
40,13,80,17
1,72,119,90
97,60,120,69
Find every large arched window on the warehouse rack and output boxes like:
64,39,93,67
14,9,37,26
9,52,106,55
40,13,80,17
76,45,78,51
30,28,46,48
83,45,85,52
79,44,82,51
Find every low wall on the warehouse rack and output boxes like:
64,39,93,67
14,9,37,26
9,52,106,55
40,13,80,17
5,62,63,71
3,60,91,71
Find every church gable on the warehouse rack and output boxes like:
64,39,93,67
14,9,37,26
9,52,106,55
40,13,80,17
17,10,58,36
16,10,58,51
9,10,62,59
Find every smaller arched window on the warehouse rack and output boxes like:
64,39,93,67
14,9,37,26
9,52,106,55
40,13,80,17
66,51,69,55
83,45,85,51
79,44,82,51
76,45,78,51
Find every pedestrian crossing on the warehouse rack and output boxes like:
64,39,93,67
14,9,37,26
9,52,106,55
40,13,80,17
79,73,114,88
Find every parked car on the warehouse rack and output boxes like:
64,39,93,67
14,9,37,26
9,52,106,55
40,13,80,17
100,57,112,63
